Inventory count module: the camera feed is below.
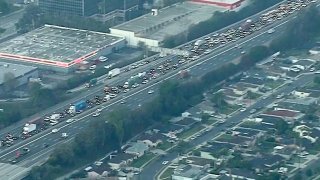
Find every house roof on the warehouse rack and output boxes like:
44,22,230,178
174,117,198,126
250,154,285,169
284,97,317,106
258,115,285,125
108,153,136,164
173,164,203,178
186,156,213,167
137,132,166,143
125,142,149,154
263,109,300,118
240,77,265,86
233,127,261,138
224,168,258,179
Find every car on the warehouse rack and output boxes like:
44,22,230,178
120,100,126,104
43,143,49,148
66,119,75,123
162,161,169,165
249,109,257,114
97,108,102,112
240,107,246,112
92,112,100,117
310,67,315,72
52,129,59,133
148,90,154,94
241,51,246,54
89,65,97,70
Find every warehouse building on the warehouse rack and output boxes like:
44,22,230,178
0,62,38,95
110,1,224,47
0,25,125,73
191,0,245,10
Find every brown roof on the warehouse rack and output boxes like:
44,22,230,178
263,110,298,118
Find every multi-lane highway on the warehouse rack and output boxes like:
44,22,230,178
0,0,317,179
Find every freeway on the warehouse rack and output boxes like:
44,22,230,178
0,0,289,141
0,0,314,179
0,12,292,179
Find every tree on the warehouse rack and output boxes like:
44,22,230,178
211,91,227,108
3,72,17,92
201,113,210,124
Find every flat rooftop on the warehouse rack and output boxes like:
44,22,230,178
0,25,124,67
0,62,37,85
111,2,224,41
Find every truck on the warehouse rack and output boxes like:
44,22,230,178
138,72,146,78
267,28,275,34
240,19,253,31
108,68,121,78
50,114,60,121
85,78,97,88
69,100,86,114
123,82,129,89
194,40,205,49
23,124,37,135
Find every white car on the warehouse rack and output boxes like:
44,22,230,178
162,161,169,165
148,90,154,94
241,51,246,54
97,108,102,112
239,108,246,112
89,65,96,70
66,119,75,123
92,112,100,117
52,129,59,133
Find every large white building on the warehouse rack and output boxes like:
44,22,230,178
110,2,224,47
0,25,125,73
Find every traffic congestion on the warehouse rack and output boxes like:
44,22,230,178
0,0,315,164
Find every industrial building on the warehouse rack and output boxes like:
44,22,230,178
110,1,224,47
0,62,38,95
38,0,100,16
0,25,125,73
191,0,245,10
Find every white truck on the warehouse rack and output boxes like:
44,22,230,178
194,40,205,49
268,28,275,34
50,114,60,121
138,72,146,78
123,82,129,89
23,124,37,135
104,95,111,102
108,68,121,78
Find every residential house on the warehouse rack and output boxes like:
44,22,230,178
186,156,213,168
235,82,260,93
293,125,319,143
200,141,235,160
292,90,310,98
172,164,205,180
108,153,136,170
240,77,265,87
125,142,149,157
219,168,257,180
137,131,166,147
249,154,286,173
261,109,304,123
